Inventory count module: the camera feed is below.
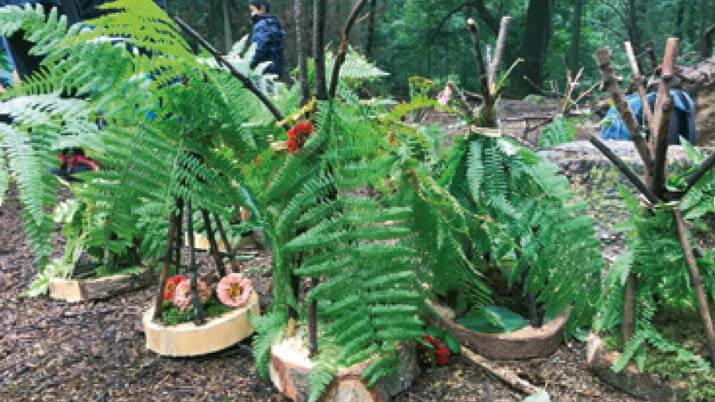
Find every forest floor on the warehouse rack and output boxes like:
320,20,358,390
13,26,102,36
0,188,639,402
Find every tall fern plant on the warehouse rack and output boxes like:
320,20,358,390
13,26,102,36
0,1,261,293
253,101,424,400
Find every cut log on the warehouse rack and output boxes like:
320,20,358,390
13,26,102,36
587,334,687,402
143,291,259,357
49,267,153,303
427,301,569,360
269,334,419,402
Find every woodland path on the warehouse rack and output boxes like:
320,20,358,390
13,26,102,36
0,188,636,401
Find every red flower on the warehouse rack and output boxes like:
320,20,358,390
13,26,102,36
422,334,450,366
286,120,314,154
163,275,187,301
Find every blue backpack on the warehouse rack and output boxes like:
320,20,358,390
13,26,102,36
600,90,697,145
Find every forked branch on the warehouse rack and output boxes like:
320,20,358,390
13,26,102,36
328,0,370,99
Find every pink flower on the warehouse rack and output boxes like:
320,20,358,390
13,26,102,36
437,84,452,106
172,278,212,311
216,273,253,309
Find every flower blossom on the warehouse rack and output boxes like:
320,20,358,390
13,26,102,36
436,84,453,106
216,273,253,308
172,278,212,311
286,120,315,154
163,275,187,301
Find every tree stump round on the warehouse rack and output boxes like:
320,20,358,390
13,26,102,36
427,301,570,360
269,335,420,402
143,290,259,357
49,267,153,303
586,334,687,402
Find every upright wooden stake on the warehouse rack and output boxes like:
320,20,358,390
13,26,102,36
595,47,653,175
649,38,678,197
624,41,653,127
174,198,184,273
201,209,227,277
308,279,318,357
294,0,311,106
672,208,715,367
622,274,636,344
488,16,512,95
213,213,239,273
153,204,179,320
186,200,204,325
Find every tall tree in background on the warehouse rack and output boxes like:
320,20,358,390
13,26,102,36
514,0,553,96
222,0,232,52
295,0,311,105
366,0,377,58
568,0,583,72
314,0,328,99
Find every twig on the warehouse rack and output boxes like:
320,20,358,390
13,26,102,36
186,200,204,325
589,135,658,204
328,0,370,99
595,47,653,175
461,345,541,395
201,209,226,277
624,41,653,127
488,16,512,95
294,0,311,106
172,16,285,122
672,208,715,367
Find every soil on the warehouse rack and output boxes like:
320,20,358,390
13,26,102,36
1,187,637,401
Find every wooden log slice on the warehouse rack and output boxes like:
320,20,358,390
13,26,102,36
586,334,687,402
143,291,260,357
269,335,420,402
49,266,153,303
427,301,569,360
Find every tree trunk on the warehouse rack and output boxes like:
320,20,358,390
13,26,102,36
294,0,311,105
567,0,582,72
513,0,553,97
365,0,377,58
222,0,232,53
314,0,328,100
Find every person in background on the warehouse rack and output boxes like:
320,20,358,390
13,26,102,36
248,0,285,77
0,36,18,93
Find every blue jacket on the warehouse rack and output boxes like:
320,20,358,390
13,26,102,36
601,90,697,145
250,14,285,76
0,37,15,86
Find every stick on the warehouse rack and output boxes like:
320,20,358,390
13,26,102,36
153,207,178,320
328,0,370,99
595,47,653,174
461,345,541,395
201,209,226,277
488,16,512,96
623,273,636,344
624,41,653,127
672,208,715,367
186,200,204,325
213,213,239,273
466,18,489,99
172,16,284,122
684,151,715,195
649,38,678,197
174,198,183,274
294,0,311,106
314,0,327,100
589,135,658,204
308,278,318,357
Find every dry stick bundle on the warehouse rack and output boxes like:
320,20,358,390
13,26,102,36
592,40,715,366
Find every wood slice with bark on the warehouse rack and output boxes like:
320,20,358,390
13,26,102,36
49,266,153,303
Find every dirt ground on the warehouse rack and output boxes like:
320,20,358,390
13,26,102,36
0,188,638,402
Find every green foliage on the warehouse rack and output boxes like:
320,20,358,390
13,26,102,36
0,0,264,291
457,306,529,334
438,132,604,335
595,187,715,380
160,297,232,326
538,116,577,149
250,309,287,379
